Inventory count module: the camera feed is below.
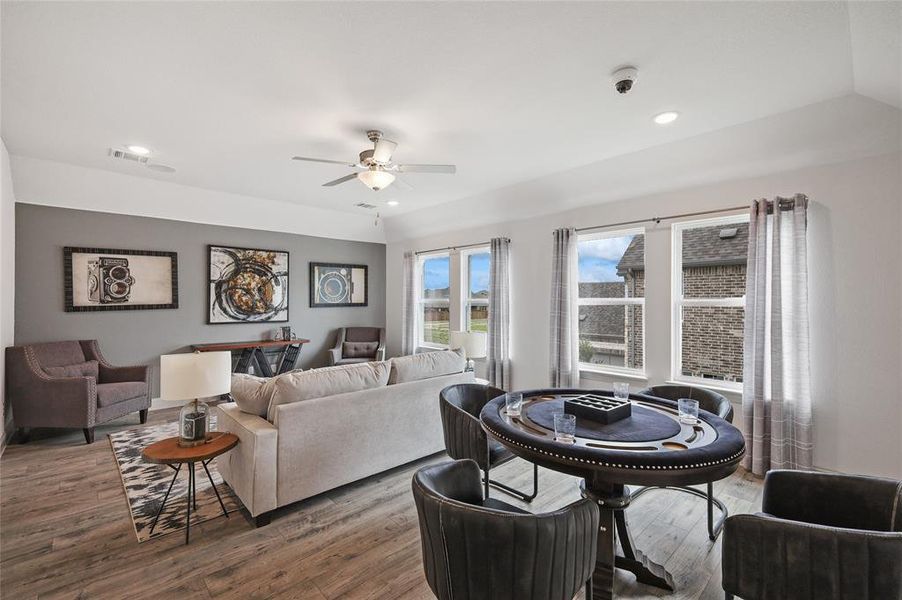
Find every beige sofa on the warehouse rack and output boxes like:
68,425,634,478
215,350,473,525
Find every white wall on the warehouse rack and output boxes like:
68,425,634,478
0,139,17,449
386,152,902,479
10,156,386,244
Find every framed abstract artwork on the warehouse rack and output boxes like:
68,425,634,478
64,247,178,312
309,262,368,307
208,245,289,323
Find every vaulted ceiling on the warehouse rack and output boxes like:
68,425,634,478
2,1,900,224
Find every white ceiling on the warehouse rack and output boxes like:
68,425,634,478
1,1,899,220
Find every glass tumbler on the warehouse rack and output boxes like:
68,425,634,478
553,412,577,443
505,392,523,417
613,382,630,400
678,398,700,425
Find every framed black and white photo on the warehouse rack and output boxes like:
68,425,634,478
209,245,289,323
64,247,178,312
309,262,368,307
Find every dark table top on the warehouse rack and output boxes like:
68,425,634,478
193,339,310,352
480,389,745,487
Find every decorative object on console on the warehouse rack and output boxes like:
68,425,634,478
160,351,231,447
64,247,178,312
208,245,289,323
6,340,150,444
310,262,368,307
449,331,487,373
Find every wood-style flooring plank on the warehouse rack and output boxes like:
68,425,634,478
1,409,763,599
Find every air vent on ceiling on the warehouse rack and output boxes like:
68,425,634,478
356,202,378,210
719,227,738,239
108,148,150,164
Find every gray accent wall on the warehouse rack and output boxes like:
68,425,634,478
14,204,386,397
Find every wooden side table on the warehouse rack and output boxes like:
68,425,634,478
193,339,311,377
142,432,239,544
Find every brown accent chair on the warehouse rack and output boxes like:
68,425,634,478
6,340,150,444
328,327,386,365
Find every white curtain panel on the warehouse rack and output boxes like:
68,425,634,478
401,251,417,356
549,228,580,387
486,237,511,389
742,194,813,476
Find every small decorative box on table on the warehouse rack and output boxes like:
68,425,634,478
564,393,632,424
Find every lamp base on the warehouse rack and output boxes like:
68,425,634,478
178,433,218,448
465,359,476,373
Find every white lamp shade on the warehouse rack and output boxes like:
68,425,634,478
357,169,395,191
160,352,232,401
449,331,487,359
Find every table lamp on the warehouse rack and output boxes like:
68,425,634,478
449,331,487,373
161,351,231,447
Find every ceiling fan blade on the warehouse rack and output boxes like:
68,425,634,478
372,139,397,163
322,173,359,187
397,164,456,174
393,176,414,191
293,156,356,167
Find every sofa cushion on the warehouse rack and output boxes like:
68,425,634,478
343,341,378,358
96,382,147,407
230,373,278,417
266,361,390,421
44,360,99,380
388,349,466,384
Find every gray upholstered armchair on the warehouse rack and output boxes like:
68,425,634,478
328,327,385,365
6,340,151,444
722,470,902,600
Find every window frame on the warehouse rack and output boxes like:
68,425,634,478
417,251,451,350
576,227,647,378
670,213,750,391
460,246,491,334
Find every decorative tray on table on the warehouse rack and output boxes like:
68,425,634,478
563,393,631,424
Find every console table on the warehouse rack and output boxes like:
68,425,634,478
193,339,310,377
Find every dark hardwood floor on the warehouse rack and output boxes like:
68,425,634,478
0,408,762,599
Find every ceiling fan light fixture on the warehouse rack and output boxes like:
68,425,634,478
357,169,395,191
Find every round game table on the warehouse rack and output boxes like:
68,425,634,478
480,389,745,600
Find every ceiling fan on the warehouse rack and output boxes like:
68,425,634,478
292,130,456,191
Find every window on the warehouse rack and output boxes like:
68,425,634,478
419,253,450,347
672,214,749,387
462,248,490,333
576,229,645,374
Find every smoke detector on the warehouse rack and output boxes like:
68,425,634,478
611,66,639,94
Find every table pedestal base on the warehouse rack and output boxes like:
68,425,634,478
581,480,675,600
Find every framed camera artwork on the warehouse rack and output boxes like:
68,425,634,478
209,245,289,323
309,262,368,307
64,247,179,312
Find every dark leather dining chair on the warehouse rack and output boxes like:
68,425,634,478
439,383,538,502
722,470,902,600
634,384,734,540
412,459,599,600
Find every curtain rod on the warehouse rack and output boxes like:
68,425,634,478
573,195,806,234
574,205,748,233
415,239,508,256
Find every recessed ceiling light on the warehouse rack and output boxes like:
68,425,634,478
653,111,679,125
386,200,400,207
127,145,151,155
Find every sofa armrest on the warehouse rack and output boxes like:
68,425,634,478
763,470,902,531
723,513,902,599
79,340,150,384
6,346,97,428
328,348,342,366
375,346,386,362
214,404,278,517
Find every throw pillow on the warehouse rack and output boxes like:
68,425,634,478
343,341,379,358
388,349,465,384
230,373,277,417
266,361,390,421
44,360,100,380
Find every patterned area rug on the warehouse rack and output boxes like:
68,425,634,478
110,421,242,543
